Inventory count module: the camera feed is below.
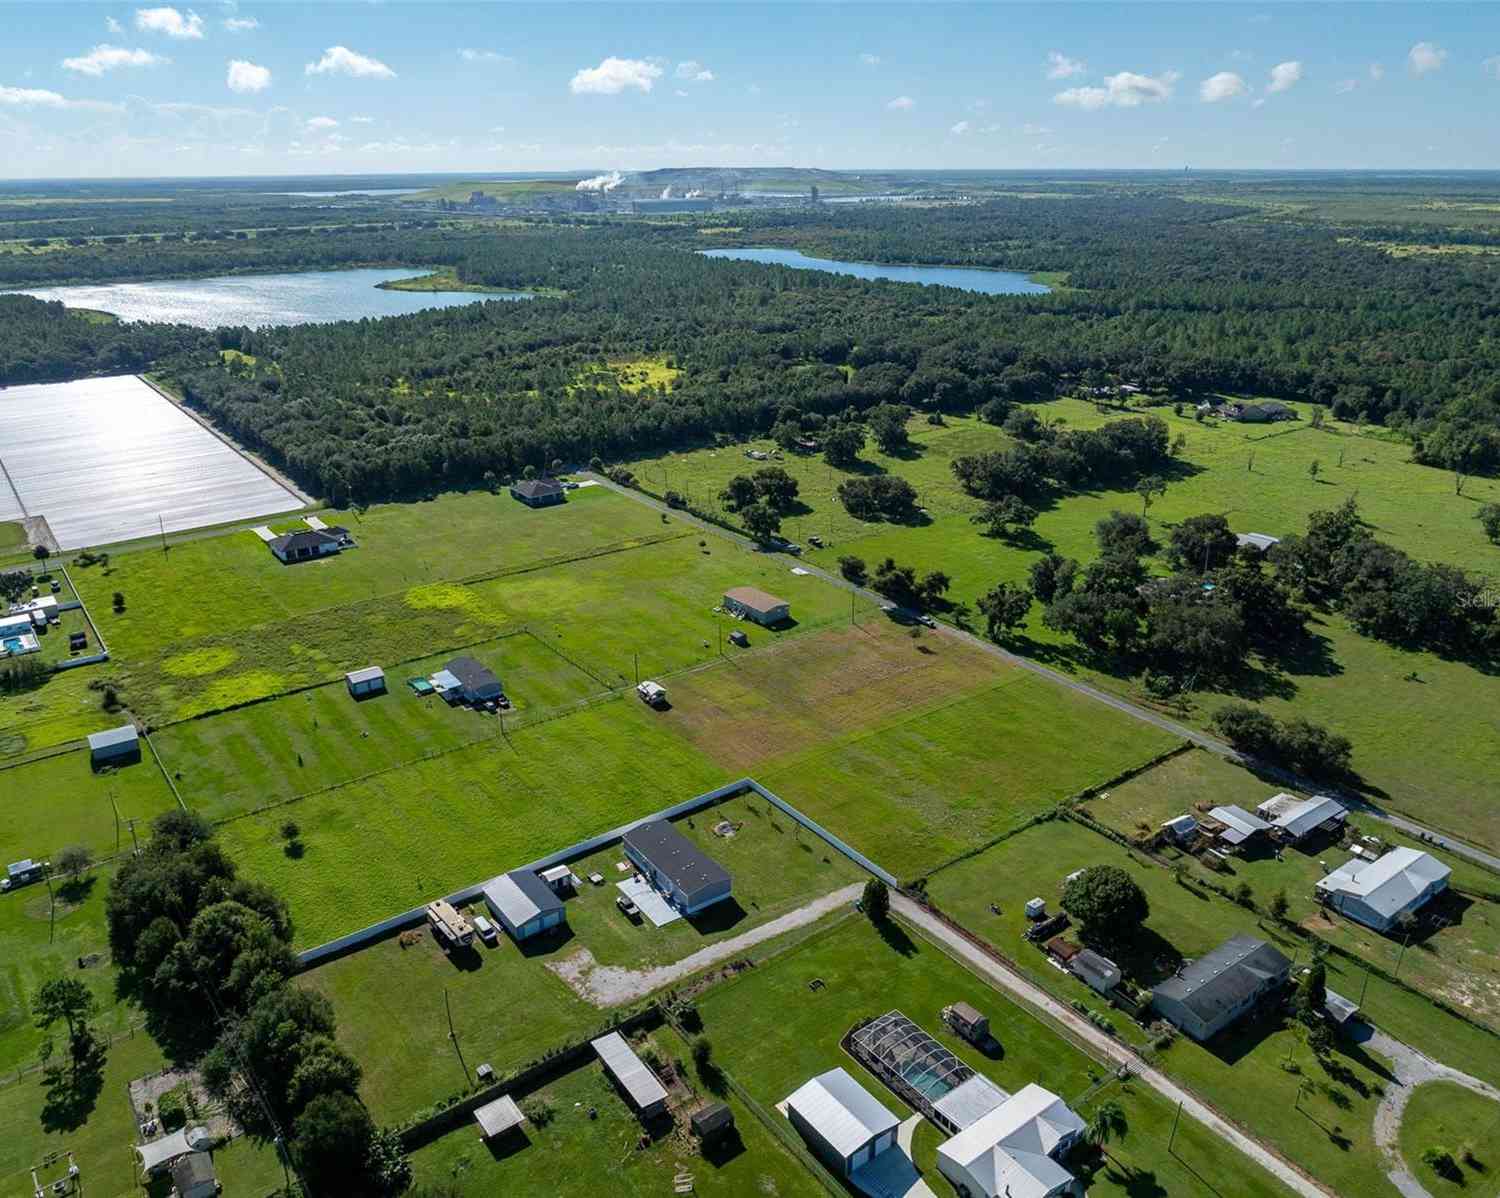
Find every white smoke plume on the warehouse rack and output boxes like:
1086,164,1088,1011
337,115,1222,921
576,171,625,192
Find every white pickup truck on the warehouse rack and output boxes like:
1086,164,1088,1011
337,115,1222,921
636,680,667,708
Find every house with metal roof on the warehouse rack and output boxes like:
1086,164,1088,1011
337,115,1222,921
510,478,566,508
1205,804,1272,848
483,870,567,941
87,723,139,767
622,819,731,915
1068,949,1122,995
1151,934,1291,1042
783,1067,900,1179
935,1083,1085,1198
1259,794,1347,843
723,585,791,627
1315,847,1451,932
593,1031,668,1118
1236,532,1281,553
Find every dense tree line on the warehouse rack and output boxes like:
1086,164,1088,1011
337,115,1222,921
0,295,210,384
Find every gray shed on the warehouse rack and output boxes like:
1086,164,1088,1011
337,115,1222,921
592,1031,668,1117
483,870,567,941
87,723,140,767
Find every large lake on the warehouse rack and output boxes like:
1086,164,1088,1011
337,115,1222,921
699,247,1050,295
9,268,529,328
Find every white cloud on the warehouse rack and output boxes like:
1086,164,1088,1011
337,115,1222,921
1369,62,1385,81
1483,55,1500,80
226,59,270,93
1054,70,1177,110
675,60,715,83
1022,122,1052,136
0,84,121,112
106,16,124,33
224,16,258,32
1335,78,1358,94
1267,60,1303,93
134,7,204,39
859,52,881,67
886,95,914,110
674,88,688,97
950,120,971,135
350,114,374,124
459,48,513,64
62,45,168,76
306,115,338,130
569,56,662,94
1408,42,1447,76
1199,71,1246,102
306,46,396,79
1046,51,1086,79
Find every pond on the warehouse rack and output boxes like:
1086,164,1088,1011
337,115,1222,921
699,246,1050,295
8,268,530,328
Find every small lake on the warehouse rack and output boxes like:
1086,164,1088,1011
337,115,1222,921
9,268,531,328
699,246,1050,295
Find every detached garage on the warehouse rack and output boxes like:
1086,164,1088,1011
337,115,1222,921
87,724,140,768
723,586,791,627
784,1067,899,1179
483,870,567,941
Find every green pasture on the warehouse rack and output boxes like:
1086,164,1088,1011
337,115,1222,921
0,522,26,550
0,863,136,1077
217,694,727,949
154,629,605,823
0,742,179,869
408,1024,822,1198
697,914,1298,1198
1397,1081,1500,1194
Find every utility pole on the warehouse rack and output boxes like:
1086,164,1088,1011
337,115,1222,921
44,863,56,941
159,514,168,555
634,651,639,685
111,792,121,856
1358,960,1373,1007
1167,1100,1182,1155
444,987,470,1086
126,817,139,855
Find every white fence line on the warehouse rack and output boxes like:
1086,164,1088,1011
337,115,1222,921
295,776,890,968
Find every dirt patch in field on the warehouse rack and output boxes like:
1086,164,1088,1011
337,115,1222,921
660,622,1008,771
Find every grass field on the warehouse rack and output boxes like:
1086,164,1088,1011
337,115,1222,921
407,1023,823,1198
1089,748,1500,1029
0,741,180,868
0,522,25,550
0,862,137,1077
1396,1081,1500,1194
696,914,1298,1198
572,355,682,395
303,791,863,1122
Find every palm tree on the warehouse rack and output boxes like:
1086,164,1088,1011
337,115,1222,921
1087,1099,1128,1156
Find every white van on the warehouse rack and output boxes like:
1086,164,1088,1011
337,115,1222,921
636,680,667,708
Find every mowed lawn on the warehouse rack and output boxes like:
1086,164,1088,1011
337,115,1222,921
0,863,136,1077
1090,748,1500,1030
1397,1081,1500,1194
696,915,1298,1198
0,742,180,866
155,629,605,822
923,817,1500,1198
407,1024,823,1198
218,694,728,949
305,792,863,1123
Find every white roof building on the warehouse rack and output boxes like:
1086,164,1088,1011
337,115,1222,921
1161,814,1198,842
1316,847,1451,932
1207,804,1272,846
135,1126,213,1174
592,1032,668,1115
473,1094,525,1139
1236,532,1280,552
1260,794,1346,841
784,1067,899,1177
936,1084,1086,1198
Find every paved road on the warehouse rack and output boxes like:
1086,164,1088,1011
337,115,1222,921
589,472,1500,876
1358,1026,1500,1198
893,894,1338,1198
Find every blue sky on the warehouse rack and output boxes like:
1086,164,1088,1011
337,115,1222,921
1,3,1497,179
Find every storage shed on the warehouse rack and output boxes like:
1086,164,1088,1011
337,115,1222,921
169,1152,217,1198
1261,794,1347,843
783,1067,899,1178
723,586,791,627
87,723,140,768
1069,949,1123,995
483,870,567,941
345,666,386,698
691,1102,735,1140
943,1001,989,1045
473,1094,526,1140
1206,804,1272,848
622,819,732,915
592,1031,668,1117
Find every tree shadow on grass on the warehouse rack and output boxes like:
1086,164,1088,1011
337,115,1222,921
40,1037,107,1133
872,916,917,958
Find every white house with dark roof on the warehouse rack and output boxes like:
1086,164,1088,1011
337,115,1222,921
1151,934,1291,1042
1316,847,1450,932
622,819,731,915
784,1067,900,1179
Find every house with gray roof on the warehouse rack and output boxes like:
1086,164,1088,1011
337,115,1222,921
622,819,731,915
510,478,566,508
1151,934,1291,1042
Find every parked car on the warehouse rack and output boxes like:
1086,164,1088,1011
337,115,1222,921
472,915,499,945
616,895,641,920
637,680,667,708
729,629,749,648
807,535,824,548
918,614,937,628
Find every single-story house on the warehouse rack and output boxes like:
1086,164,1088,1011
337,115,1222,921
1315,847,1451,932
483,870,567,941
0,612,35,639
345,666,386,698
784,1067,900,1179
1236,532,1281,553
510,478,566,508
10,595,58,624
170,1151,217,1198
622,819,732,915
1205,804,1272,848
1069,949,1122,995
723,586,791,627
935,1083,1085,1198
473,1094,526,1140
1152,934,1291,1042
593,1031,668,1118
268,527,350,564
1259,793,1347,843
438,655,502,704
87,723,140,767
1224,400,1296,423
1161,814,1199,844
